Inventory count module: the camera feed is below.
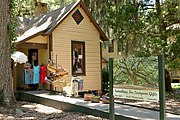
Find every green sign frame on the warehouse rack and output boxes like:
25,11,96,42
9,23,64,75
109,55,165,120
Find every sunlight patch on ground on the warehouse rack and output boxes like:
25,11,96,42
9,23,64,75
166,113,180,118
127,101,151,105
20,117,37,119
78,115,105,119
0,114,9,119
0,115,17,119
22,104,36,109
22,104,63,114
3,116,15,119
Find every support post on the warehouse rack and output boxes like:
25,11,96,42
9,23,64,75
158,55,166,120
56,54,57,68
109,58,115,120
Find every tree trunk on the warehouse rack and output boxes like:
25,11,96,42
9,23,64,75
155,0,172,92
165,69,172,92
0,0,16,106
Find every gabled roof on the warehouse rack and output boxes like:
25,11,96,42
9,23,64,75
16,17,31,35
16,0,108,44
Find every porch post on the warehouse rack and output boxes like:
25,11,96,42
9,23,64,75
109,58,115,120
158,55,166,120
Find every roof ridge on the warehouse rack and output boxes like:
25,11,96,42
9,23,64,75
16,0,108,43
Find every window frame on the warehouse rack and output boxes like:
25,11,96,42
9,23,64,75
72,9,84,25
71,41,86,76
108,40,114,53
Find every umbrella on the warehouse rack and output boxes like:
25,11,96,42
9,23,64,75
11,51,28,64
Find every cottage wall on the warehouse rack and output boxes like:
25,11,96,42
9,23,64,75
26,35,47,44
102,40,120,61
38,49,49,65
52,5,101,91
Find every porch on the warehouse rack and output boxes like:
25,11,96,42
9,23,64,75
18,90,180,120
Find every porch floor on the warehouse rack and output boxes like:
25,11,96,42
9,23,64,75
18,90,180,120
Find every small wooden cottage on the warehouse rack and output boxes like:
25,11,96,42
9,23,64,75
15,0,108,92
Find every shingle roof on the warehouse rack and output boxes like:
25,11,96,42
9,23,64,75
16,0,108,43
16,17,31,35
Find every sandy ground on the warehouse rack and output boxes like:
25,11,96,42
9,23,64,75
0,101,108,120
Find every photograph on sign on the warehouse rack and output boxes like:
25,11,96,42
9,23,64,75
113,56,159,102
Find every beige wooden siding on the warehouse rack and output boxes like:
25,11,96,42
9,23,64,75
52,5,101,91
26,35,47,43
38,49,48,65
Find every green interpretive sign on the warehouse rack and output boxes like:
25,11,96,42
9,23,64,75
113,56,159,102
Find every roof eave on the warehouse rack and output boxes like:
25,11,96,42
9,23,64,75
16,31,46,45
100,34,108,41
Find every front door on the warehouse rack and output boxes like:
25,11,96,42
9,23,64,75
28,49,38,67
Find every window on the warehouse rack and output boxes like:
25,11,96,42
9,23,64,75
108,40,114,53
72,41,85,75
72,9,84,25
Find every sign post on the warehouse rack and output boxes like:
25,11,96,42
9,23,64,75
109,58,115,120
158,55,165,120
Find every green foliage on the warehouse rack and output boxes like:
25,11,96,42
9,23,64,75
167,45,180,70
104,1,148,57
42,0,76,11
159,0,180,70
92,0,180,71
166,90,180,100
16,0,76,17
10,0,18,52
17,0,34,17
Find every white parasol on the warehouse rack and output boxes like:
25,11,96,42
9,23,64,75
11,51,28,64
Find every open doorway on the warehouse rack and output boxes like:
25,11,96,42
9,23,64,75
28,49,39,89
28,49,38,67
